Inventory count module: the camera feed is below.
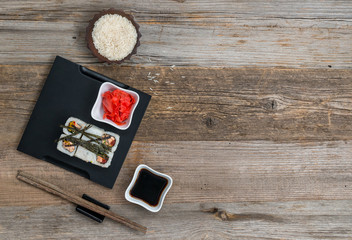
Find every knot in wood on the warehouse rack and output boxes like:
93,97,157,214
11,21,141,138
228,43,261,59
264,99,278,111
205,117,215,127
271,99,277,110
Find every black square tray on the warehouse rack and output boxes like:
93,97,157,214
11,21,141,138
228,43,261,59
17,56,151,188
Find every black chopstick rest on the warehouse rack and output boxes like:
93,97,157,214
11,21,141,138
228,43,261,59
76,194,110,223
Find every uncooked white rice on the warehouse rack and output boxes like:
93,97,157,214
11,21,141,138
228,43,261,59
92,14,137,61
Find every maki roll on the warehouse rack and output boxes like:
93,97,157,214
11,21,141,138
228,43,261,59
57,134,77,157
102,131,119,152
63,117,87,137
56,117,120,168
95,151,113,168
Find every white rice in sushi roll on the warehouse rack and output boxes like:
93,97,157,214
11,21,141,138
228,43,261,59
63,117,87,137
74,146,95,163
57,134,76,157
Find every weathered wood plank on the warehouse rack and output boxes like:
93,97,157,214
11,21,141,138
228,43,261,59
1,141,352,206
1,1,351,238
0,0,351,67
1,200,352,239
1,65,352,142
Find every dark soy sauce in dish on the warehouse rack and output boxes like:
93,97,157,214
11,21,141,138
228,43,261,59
130,168,168,206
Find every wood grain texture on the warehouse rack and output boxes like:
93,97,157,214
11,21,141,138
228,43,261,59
1,201,352,239
1,140,352,206
1,1,352,238
1,65,352,142
0,0,351,68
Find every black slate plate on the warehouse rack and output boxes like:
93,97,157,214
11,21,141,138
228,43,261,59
17,56,151,188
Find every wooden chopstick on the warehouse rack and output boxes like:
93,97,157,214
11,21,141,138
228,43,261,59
17,170,147,234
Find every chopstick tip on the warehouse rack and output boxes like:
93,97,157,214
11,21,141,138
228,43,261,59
17,170,23,178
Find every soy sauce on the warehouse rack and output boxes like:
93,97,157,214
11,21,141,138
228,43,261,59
130,168,168,206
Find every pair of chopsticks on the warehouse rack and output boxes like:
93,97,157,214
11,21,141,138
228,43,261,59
17,171,147,234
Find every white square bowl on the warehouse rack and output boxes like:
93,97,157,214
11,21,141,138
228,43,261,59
125,164,173,212
91,82,139,130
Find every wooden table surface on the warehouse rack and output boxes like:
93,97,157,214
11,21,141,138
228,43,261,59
1,1,352,239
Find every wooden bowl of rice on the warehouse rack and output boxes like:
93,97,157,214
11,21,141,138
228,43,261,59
86,9,141,64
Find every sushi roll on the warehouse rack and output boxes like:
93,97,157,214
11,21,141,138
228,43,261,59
57,134,77,157
63,117,87,136
101,131,120,153
57,117,118,168
94,151,113,168
74,145,113,168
